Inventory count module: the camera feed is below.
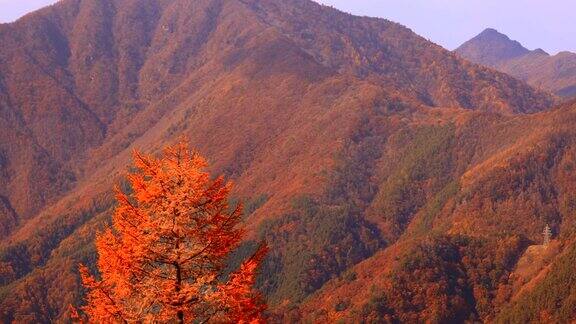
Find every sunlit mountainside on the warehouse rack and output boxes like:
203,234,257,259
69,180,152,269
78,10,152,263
1,0,575,322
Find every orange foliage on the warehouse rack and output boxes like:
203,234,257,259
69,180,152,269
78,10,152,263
77,140,266,323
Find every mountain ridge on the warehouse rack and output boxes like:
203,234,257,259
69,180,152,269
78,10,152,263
456,28,576,98
0,0,573,322
0,0,555,238
456,28,531,66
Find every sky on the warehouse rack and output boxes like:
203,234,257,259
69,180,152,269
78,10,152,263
0,0,58,22
0,0,574,54
317,0,575,54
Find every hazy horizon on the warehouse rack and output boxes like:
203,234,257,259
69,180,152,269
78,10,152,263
318,0,575,55
1,0,574,54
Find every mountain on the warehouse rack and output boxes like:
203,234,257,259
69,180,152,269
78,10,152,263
456,28,576,98
299,98,576,322
0,0,571,322
0,2,554,239
455,28,531,66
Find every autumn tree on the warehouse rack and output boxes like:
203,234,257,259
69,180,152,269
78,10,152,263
77,140,267,323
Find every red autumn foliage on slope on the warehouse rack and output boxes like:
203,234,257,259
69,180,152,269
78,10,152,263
1,0,574,322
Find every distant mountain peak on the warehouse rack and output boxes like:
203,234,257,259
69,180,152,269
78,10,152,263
474,28,520,45
456,28,576,98
532,48,550,56
455,28,530,66
478,27,504,37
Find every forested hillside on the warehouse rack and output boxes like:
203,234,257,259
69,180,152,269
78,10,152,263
1,0,574,322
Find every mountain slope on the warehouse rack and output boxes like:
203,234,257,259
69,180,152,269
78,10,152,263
0,0,565,322
299,100,576,322
0,0,554,243
456,28,576,98
0,0,556,238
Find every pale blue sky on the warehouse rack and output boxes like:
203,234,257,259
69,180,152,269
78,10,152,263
318,0,575,54
1,0,574,54
0,0,58,23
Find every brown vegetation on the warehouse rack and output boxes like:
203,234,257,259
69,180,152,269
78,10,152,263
1,0,575,323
